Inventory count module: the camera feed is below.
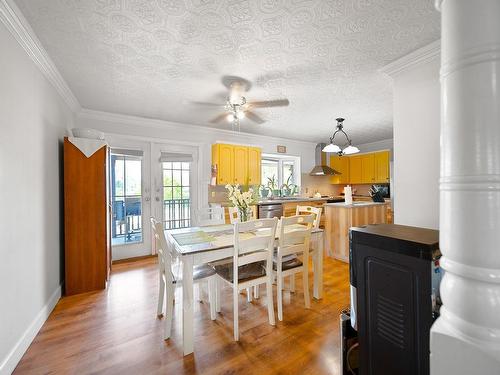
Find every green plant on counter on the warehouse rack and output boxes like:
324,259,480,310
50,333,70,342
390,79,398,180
267,175,277,190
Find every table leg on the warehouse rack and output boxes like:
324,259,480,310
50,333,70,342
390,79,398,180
313,233,324,300
182,256,194,355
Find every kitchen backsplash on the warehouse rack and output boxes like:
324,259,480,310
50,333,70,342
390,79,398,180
299,173,343,197
207,175,387,204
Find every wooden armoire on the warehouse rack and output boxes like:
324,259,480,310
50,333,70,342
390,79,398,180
64,137,111,295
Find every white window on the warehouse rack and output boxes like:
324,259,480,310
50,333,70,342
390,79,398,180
261,154,300,190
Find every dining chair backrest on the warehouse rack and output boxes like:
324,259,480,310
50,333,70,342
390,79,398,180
233,218,278,267
295,205,322,230
228,206,240,224
197,206,226,226
150,217,173,273
278,215,314,257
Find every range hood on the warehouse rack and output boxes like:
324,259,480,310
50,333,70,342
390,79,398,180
309,143,341,176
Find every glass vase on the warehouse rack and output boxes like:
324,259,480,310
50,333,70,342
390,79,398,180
238,207,252,222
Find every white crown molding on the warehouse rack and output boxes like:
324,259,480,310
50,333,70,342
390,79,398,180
77,108,318,148
380,39,441,78
0,0,80,112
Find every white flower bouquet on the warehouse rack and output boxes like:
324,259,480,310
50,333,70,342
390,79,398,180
225,184,256,222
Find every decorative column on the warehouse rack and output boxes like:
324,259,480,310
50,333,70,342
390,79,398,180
431,0,500,374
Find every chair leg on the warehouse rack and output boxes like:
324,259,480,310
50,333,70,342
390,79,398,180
215,277,221,313
208,277,216,321
164,282,174,340
277,273,283,321
246,287,252,302
303,267,311,309
266,280,276,326
233,287,239,341
253,285,259,299
289,274,295,293
157,275,165,317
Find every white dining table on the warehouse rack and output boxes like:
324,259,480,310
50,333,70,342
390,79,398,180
165,223,324,355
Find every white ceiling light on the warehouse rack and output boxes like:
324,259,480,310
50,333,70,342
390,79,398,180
322,118,360,156
322,143,341,153
342,145,360,155
236,111,245,119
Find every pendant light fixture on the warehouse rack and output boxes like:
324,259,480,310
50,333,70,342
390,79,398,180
322,117,360,156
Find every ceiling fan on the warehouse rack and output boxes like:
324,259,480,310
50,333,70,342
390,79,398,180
190,76,290,131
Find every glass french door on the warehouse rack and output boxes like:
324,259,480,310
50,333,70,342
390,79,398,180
109,142,197,260
151,143,198,233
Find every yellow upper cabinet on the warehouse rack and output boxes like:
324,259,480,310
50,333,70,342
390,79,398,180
331,150,390,185
361,154,375,183
374,151,390,183
212,143,234,185
233,146,248,185
247,147,261,185
349,156,363,184
212,144,261,185
330,155,350,184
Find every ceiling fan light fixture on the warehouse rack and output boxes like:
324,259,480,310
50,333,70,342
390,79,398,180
227,113,235,122
236,111,245,119
322,143,341,153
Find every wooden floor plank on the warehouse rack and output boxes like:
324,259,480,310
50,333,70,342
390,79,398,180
14,257,350,375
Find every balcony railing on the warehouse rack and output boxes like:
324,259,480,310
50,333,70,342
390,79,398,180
164,198,191,229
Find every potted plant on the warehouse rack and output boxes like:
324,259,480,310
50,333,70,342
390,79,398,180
267,175,280,197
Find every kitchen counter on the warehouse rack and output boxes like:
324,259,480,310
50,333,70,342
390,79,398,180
324,201,389,262
324,201,386,208
257,197,338,205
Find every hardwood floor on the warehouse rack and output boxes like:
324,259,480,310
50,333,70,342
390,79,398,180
14,257,350,375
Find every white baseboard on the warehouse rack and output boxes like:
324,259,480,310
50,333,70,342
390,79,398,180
0,285,61,375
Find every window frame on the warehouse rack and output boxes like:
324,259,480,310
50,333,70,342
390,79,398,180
261,153,301,189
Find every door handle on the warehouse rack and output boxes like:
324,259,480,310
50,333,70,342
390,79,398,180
155,197,160,202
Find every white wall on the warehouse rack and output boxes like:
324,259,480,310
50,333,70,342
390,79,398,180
391,55,440,229
0,22,73,374
76,109,317,173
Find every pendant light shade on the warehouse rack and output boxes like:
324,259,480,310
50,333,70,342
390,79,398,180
323,117,359,156
322,143,341,153
342,145,360,155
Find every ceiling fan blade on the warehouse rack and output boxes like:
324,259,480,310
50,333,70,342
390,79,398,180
245,111,266,124
189,101,225,107
209,113,230,124
248,99,290,108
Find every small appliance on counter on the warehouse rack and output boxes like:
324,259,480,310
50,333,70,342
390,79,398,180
349,224,442,375
371,184,390,198
369,186,385,202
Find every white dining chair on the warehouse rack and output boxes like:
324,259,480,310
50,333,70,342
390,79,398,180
274,214,314,321
295,205,322,230
150,217,217,340
227,206,259,301
293,205,323,289
212,218,278,341
227,206,240,224
196,205,226,226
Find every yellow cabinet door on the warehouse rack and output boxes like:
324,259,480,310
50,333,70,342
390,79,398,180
247,147,261,185
349,156,362,184
212,144,234,185
374,151,390,183
330,155,350,184
361,154,375,183
233,146,248,185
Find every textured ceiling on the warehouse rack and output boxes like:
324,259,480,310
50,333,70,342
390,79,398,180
15,0,440,143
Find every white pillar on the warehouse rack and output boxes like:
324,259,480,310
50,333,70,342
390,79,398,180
431,0,500,374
